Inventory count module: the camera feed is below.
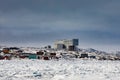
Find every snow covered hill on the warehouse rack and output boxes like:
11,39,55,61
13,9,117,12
0,46,120,60
0,59,120,80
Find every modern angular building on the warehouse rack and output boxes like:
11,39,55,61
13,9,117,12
54,39,79,51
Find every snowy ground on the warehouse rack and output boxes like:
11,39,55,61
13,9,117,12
0,59,120,80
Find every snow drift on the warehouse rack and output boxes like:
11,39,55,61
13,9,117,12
0,59,120,80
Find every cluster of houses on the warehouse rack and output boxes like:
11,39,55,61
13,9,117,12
0,47,59,60
0,39,120,60
0,47,120,60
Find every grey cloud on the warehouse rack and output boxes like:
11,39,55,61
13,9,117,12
0,0,120,52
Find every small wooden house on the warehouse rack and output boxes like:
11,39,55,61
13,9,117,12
49,53,56,59
4,53,11,59
36,51,44,59
0,56,4,60
80,53,88,58
29,54,37,59
20,53,30,57
19,53,31,59
89,56,96,59
43,56,49,60
2,48,10,54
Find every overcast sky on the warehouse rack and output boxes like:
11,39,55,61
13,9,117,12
0,0,120,52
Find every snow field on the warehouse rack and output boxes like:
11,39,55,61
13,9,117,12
0,59,120,80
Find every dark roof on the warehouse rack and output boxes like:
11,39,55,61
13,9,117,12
9,47,19,50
